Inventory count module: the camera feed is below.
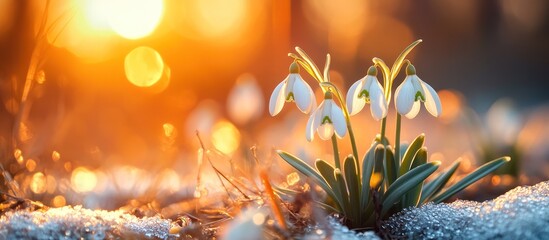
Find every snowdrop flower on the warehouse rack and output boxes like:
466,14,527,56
306,92,347,141
269,62,316,116
346,66,387,120
395,64,442,119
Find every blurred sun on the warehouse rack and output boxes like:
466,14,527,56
108,0,164,39
84,0,163,39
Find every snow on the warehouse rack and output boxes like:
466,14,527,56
1,181,548,239
382,181,549,239
0,205,172,239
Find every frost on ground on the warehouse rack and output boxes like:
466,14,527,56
1,181,548,239
302,217,380,240
382,181,549,240
0,205,172,239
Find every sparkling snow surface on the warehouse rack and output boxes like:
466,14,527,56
0,205,171,239
0,181,547,239
382,181,549,240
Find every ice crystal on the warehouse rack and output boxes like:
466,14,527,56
0,205,172,239
303,217,380,240
382,181,549,239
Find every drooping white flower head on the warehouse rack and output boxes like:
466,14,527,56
346,66,388,120
306,92,347,141
269,62,316,116
394,64,442,119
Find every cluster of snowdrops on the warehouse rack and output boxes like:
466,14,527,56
268,40,509,229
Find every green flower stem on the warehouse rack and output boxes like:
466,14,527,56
395,114,402,165
380,118,387,145
320,82,360,168
331,135,341,170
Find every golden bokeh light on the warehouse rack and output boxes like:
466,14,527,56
30,172,47,194
52,195,67,207
211,120,241,155
108,0,164,39
14,148,23,164
26,159,37,172
64,162,72,172
52,151,61,162
286,172,300,186
124,46,165,87
71,167,98,193
252,212,266,225
163,123,176,138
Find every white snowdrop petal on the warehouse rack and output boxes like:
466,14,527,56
317,123,334,140
395,77,416,116
305,110,317,142
411,75,425,99
369,81,387,121
331,104,347,138
312,102,323,132
420,80,442,117
404,101,421,119
308,92,318,113
346,79,365,116
269,80,286,116
292,75,315,114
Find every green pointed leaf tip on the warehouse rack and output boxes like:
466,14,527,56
390,39,423,81
399,133,426,176
323,54,331,82
431,157,510,203
295,46,323,81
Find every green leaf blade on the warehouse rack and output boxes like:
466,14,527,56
382,161,440,216
431,157,510,203
421,159,461,203
360,143,381,213
277,151,338,206
384,146,397,188
344,155,360,223
403,147,428,208
315,159,345,211
335,169,351,220
390,39,423,81
399,134,425,176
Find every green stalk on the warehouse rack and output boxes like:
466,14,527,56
331,135,341,170
394,114,402,164
379,118,387,145
321,82,359,168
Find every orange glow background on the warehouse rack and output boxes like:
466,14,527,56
0,0,548,207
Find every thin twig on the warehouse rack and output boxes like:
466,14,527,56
195,131,250,200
